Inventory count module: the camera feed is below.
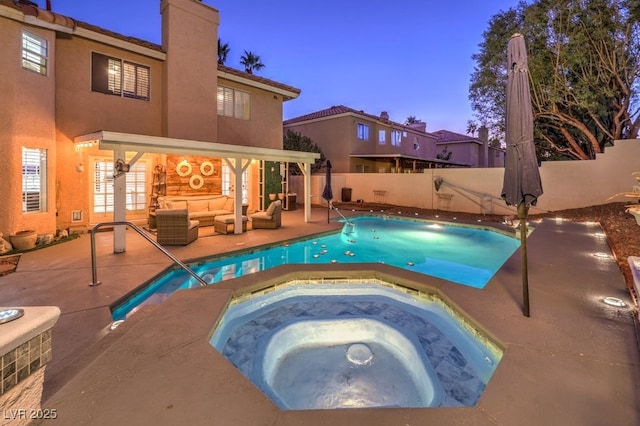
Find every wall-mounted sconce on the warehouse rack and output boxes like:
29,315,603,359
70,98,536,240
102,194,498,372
114,159,130,177
75,163,84,173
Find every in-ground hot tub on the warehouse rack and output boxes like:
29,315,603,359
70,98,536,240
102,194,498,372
257,318,442,408
210,279,502,410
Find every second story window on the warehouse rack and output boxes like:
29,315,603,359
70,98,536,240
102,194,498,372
391,130,402,146
22,30,47,75
217,86,250,120
378,130,386,145
357,123,370,140
91,52,150,101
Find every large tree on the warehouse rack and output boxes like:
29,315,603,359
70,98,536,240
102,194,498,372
283,129,325,174
240,50,265,74
469,0,640,160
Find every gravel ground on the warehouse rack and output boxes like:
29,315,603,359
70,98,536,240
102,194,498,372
336,201,640,298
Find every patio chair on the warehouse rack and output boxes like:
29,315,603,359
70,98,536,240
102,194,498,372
155,209,199,245
250,200,282,229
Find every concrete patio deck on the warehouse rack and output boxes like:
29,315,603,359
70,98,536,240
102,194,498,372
1,207,639,425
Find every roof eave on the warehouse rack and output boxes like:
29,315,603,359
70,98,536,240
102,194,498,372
218,69,300,101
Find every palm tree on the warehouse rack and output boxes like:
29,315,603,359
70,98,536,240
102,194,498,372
217,38,230,65
404,115,418,125
239,50,264,74
466,120,478,137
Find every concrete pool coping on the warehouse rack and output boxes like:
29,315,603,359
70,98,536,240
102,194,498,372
1,208,638,424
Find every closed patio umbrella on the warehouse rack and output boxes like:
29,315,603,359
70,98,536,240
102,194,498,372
322,160,333,223
501,33,543,317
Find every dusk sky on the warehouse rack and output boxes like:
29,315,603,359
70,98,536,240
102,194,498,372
46,0,520,134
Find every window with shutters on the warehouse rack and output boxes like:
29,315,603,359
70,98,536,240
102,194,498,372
22,148,47,213
93,160,147,214
217,86,250,120
91,52,150,101
22,31,48,75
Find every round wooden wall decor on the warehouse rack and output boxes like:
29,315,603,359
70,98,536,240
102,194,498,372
200,161,215,176
189,174,204,190
176,160,192,177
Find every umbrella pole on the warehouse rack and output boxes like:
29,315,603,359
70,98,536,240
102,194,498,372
518,202,530,317
327,200,330,223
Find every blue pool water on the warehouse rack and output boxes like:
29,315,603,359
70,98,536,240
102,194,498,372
112,216,519,320
210,281,503,409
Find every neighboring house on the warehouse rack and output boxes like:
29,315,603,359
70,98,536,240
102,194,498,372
284,105,448,174
282,106,502,174
431,129,505,168
1,0,313,238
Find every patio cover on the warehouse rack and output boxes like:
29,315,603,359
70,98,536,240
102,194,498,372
349,153,469,168
74,131,320,252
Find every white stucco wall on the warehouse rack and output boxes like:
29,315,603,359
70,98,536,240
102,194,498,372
290,139,640,215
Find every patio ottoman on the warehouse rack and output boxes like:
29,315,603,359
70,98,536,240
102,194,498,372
214,214,248,234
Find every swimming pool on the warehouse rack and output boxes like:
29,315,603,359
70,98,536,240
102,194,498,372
210,279,503,409
112,216,519,320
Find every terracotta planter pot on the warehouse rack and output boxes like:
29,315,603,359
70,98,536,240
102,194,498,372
10,230,37,250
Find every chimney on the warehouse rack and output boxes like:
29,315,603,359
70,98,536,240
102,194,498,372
161,0,220,141
380,111,389,122
478,126,489,142
408,122,427,132
479,126,489,167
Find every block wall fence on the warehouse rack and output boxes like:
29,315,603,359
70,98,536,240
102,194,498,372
290,139,640,216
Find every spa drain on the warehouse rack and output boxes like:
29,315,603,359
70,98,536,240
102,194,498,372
346,343,373,366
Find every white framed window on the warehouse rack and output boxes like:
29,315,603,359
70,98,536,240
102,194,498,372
92,159,147,214
22,148,47,213
91,52,150,101
221,163,249,204
357,123,370,140
378,130,386,144
22,30,47,75
391,130,402,146
217,86,250,120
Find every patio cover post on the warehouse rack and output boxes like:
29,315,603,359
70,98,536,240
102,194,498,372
298,162,312,222
223,157,251,234
113,147,127,253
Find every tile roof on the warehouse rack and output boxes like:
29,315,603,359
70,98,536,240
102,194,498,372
75,19,164,52
217,64,301,97
3,0,75,28
284,105,408,130
432,129,481,144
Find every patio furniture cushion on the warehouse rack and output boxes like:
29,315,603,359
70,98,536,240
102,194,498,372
156,195,234,227
250,201,281,229
165,200,188,210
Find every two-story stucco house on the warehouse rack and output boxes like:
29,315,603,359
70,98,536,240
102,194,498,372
284,106,505,174
0,0,317,246
431,129,505,168
284,105,449,174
